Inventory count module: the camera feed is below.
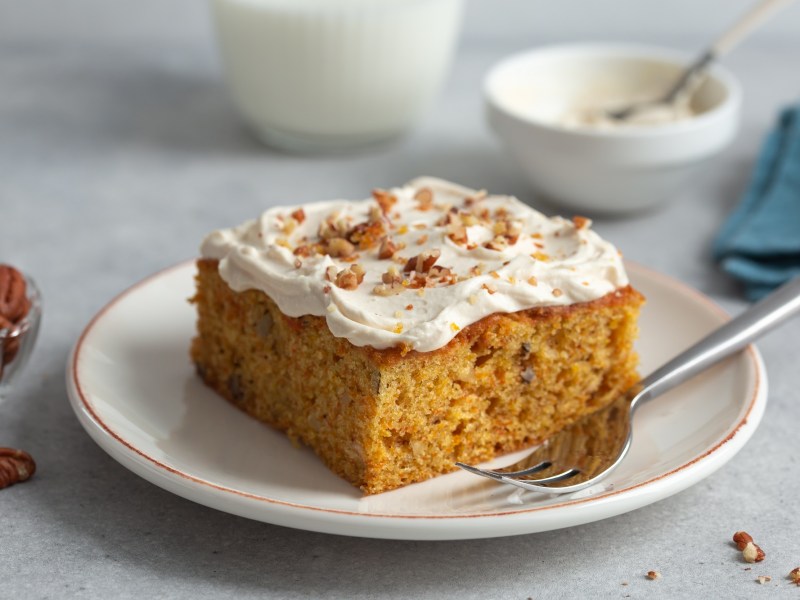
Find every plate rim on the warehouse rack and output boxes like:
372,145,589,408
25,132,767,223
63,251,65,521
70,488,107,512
66,260,767,537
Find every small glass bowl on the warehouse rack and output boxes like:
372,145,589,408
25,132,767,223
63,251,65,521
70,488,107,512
0,272,42,394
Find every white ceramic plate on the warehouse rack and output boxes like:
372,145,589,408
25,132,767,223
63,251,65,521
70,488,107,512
67,261,766,540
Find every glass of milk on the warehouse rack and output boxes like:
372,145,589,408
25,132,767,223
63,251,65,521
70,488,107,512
211,0,464,153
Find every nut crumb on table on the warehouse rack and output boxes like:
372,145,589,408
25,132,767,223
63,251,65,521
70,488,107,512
733,531,765,563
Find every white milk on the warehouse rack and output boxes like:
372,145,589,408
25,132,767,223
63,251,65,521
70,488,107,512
211,0,464,152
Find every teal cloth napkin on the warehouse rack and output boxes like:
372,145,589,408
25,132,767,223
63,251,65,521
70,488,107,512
714,105,800,300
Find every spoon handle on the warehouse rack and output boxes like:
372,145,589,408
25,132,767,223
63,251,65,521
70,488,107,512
662,0,794,104
712,0,795,57
635,277,800,405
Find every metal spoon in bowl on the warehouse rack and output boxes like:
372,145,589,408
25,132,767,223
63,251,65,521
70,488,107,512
608,0,795,121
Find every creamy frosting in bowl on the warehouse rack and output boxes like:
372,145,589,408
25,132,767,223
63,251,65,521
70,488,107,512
201,177,628,351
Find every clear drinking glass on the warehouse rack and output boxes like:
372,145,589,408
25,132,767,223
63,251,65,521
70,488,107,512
0,273,42,396
211,0,464,153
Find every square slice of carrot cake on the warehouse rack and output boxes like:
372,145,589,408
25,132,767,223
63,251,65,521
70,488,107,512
191,178,643,494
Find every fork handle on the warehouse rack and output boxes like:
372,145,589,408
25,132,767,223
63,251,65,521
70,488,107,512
634,277,800,406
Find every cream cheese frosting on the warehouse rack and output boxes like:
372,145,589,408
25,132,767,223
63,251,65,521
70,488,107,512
200,177,629,352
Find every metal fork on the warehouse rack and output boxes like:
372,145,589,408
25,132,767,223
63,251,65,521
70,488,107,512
456,277,800,495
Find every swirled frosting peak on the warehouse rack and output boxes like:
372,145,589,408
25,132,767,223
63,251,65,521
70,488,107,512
200,177,628,351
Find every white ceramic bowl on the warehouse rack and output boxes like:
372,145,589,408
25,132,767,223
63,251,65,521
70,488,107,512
485,43,742,214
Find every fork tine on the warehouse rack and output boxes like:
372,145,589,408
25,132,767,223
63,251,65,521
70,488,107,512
456,462,583,489
454,462,503,481
513,467,581,485
484,461,552,478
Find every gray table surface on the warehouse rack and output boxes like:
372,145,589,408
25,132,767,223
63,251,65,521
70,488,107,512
2,1,800,598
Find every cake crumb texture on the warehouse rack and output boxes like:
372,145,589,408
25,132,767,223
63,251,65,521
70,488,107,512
191,259,643,494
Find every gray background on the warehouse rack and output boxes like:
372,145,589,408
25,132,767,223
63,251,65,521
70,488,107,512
2,0,800,598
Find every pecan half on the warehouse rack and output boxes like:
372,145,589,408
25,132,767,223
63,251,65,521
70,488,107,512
0,447,36,490
0,265,29,323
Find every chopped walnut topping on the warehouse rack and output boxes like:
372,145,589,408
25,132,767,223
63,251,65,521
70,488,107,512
293,258,302,269
527,276,538,286
468,294,478,305
646,571,661,581
414,187,434,210
378,237,398,259
450,322,460,332
447,224,468,245
484,236,508,251
572,215,589,230
368,204,383,223
372,188,397,214
333,264,365,290
348,220,387,250
438,207,459,227
405,304,413,310
756,575,771,585
381,265,401,284
327,237,356,258
281,218,299,234
373,283,404,296
373,265,403,295
318,213,349,240
339,252,361,263
489,271,500,279
481,214,522,251
416,234,428,245
403,248,441,274
482,282,497,294
291,208,306,224
552,288,563,297
464,189,487,205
